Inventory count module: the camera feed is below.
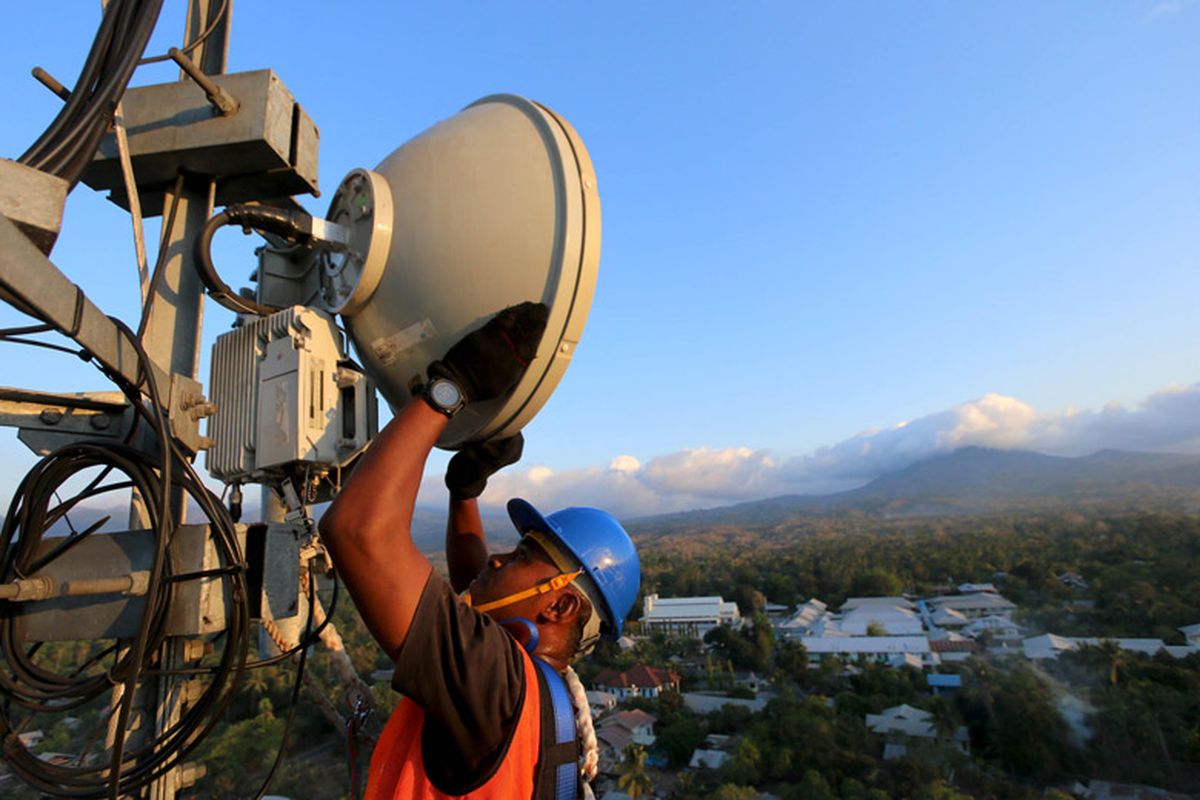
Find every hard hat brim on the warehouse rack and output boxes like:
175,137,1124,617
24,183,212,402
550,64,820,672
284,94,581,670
507,497,561,539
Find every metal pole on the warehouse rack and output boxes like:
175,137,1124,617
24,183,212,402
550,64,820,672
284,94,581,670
141,5,232,798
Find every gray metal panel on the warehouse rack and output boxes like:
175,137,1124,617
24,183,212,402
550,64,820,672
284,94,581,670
0,159,68,254
81,70,319,215
13,525,238,641
262,523,300,621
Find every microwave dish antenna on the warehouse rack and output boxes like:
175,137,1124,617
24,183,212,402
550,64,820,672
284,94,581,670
318,94,601,448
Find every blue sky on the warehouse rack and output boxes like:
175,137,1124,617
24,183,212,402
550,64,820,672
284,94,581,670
1,2,1199,517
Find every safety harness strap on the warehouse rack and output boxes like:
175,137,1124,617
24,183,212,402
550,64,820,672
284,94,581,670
534,658,578,800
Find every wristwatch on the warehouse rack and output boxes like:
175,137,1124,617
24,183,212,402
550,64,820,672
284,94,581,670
423,377,465,417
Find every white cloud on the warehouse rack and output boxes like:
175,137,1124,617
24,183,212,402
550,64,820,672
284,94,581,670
1147,0,1192,20
427,382,1200,519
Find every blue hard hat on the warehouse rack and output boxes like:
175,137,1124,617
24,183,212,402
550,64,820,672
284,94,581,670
507,498,640,639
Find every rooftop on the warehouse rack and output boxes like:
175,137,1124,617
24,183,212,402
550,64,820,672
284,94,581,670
593,664,680,689
802,636,931,654
927,592,1016,610
842,596,916,610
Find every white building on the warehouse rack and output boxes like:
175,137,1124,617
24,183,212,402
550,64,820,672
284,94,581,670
681,692,769,714
775,598,833,640
1180,624,1200,646
837,602,925,636
957,583,997,594
963,615,1022,643
688,749,730,769
641,594,742,638
800,636,936,668
778,596,923,638
1023,634,1200,660
927,592,1016,620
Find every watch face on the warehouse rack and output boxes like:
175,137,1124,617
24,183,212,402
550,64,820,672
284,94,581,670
430,379,462,409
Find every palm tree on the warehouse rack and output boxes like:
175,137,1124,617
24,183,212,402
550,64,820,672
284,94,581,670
672,771,696,800
929,697,962,749
1097,640,1127,686
617,744,654,799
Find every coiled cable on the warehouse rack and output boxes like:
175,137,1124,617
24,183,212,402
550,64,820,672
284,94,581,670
0,322,249,798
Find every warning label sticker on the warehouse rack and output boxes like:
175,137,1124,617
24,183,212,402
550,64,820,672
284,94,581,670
371,319,436,367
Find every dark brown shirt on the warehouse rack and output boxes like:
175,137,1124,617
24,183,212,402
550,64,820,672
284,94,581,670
392,571,526,793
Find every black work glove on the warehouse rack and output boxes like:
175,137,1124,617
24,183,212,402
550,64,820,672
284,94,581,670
446,434,524,501
428,301,549,403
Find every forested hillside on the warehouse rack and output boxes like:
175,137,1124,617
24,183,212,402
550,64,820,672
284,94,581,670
631,511,1200,641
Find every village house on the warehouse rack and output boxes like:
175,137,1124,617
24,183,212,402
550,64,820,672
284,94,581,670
926,592,1017,620
865,704,969,759
928,637,978,663
800,636,937,668
962,615,1022,644
926,673,963,696
640,593,742,639
599,709,657,746
595,709,658,768
1179,623,1200,646
586,689,618,717
688,748,730,769
592,664,681,700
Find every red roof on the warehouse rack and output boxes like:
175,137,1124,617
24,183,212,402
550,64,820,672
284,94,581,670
593,664,680,690
929,639,978,653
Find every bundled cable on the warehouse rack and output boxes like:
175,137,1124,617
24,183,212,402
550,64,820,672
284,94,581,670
19,0,164,187
0,322,249,798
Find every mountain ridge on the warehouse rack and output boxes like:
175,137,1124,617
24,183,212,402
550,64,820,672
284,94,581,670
628,447,1200,533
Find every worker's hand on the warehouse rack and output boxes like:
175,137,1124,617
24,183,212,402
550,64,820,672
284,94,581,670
428,301,549,403
445,434,524,501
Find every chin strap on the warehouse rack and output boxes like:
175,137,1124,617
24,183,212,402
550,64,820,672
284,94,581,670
462,569,584,614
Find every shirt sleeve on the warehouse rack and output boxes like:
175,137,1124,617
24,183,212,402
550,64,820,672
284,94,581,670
391,570,526,790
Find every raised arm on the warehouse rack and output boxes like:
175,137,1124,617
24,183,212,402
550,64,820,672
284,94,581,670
443,434,525,592
319,301,548,658
319,399,446,659
446,497,487,593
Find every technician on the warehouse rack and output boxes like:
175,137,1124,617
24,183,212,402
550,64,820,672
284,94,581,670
318,302,641,799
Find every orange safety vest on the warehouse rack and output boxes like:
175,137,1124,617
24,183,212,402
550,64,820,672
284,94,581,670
365,648,544,799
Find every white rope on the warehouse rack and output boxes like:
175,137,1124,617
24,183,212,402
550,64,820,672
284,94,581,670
564,665,598,798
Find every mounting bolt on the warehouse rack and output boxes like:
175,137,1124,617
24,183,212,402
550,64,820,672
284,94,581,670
39,409,63,425
89,414,111,430
182,639,207,662
189,402,219,421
